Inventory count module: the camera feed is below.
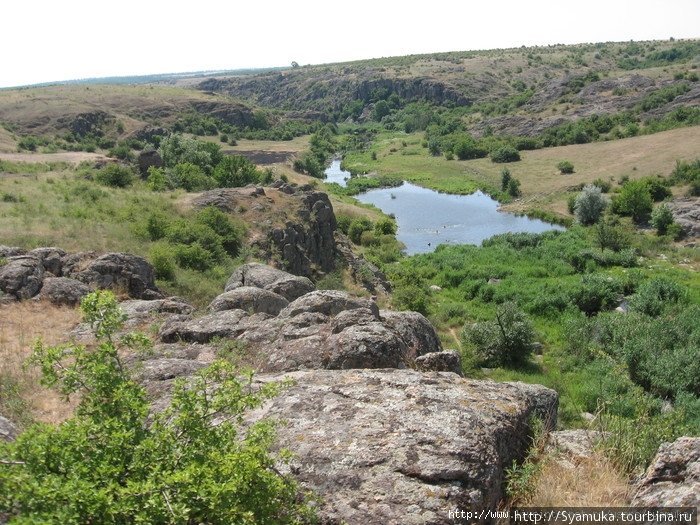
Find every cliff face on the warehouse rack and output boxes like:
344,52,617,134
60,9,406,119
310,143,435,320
192,183,337,278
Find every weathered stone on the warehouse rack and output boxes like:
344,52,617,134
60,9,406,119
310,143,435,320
0,246,25,258
279,290,379,319
225,263,314,301
119,298,194,326
136,149,163,178
66,252,162,299
415,350,463,375
245,369,558,524
39,277,90,306
335,233,392,294
381,310,443,358
209,287,289,316
0,256,44,300
0,415,18,442
158,309,249,344
668,197,700,238
632,437,700,508
27,247,66,276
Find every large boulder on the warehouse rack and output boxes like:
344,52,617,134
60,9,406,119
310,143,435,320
278,290,379,318
66,252,162,299
39,277,90,306
415,350,463,375
27,247,66,276
137,149,163,178
159,309,253,344
632,436,700,508
225,263,314,301
0,255,44,300
247,369,558,524
209,287,289,316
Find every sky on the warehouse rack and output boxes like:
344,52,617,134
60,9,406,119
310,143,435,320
2,0,699,88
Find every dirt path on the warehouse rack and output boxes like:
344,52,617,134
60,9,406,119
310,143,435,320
0,152,108,164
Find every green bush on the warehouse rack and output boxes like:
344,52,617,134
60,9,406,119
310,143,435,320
594,214,630,252
171,162,216,192
195,207,244,256
146,166,169,192
149,243,177,281
454,138,487,160
592,178,612,193
374,217,397,236
507,178,521,197
461,302,535,367
490,146,521,163
95,164,135,188
570,274,622,315
501,168,512,192
557,160,575,174
0,291,311,524
574,184,607,225
613,180,653,223
213,155,260,187
651,204,675,235
348,217,374,244
172,242,215,271
628,278,687,317
641,176,672,202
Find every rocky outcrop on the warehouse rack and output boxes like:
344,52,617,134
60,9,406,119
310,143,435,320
209,287,289,315
0,248,163,302
632,437,700,508
157,264,447,374
39,277,90,306
0,415,18,442
0,255,44,300
244,369,558,524
668,197,700,238
136,149,163,177
225,263,314,301
65,252,162,300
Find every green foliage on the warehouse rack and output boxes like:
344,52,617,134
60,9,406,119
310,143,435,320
557,160,575,174
158,134,222,175
574,184,607,225
374,217,397,236
146,166,168,191
613,180,653,223
570,274,623,316
212,155,260,188
0,291,311,524
507,178,521,197
454,137,487,160
592,178,612,193
149,242,177,281
172,162,216,191
500,168,512,192
489,145,521,163
95,164,135,188
373,100,391,121
348,217,374,244
462,302,536,367
651,203,675,235
628,278,688,317
641,176,672,202
195,206,244,256
594,214,629,252
505,417,547,503
393,284,429,315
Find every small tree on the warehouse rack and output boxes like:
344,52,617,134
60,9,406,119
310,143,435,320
501,168,512,192
557,160,575,174
595,214,629,252
461,302,535,367
651,203,675,235
95,164,134,188
574,184,607,225
507,178,521,197
613,180,653,223
0,291,312,523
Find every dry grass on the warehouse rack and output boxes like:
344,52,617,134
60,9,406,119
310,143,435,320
0,301,81,426
526,451,632,506
0,126,17,153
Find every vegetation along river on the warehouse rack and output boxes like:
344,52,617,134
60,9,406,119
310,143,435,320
325,160,564,255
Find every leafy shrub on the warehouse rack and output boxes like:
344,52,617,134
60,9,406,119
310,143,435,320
507,178,521,197
95,164,134,188
592,178,612,193
574,184,607,225
393,284,429,315
641,176,672,202
159,134,222,174
0,291,311,524
567,194,577,214
557,160,575,174
454,138,487,160
374,217,397,235
360,230,380,247
594,214,629,252
336,214,352,235
213,155,260,187
612,180,652,223
172,242,215,271
490,146,521,163
570,274,622,315
170,162,215,191
195,207,244,256
628,278,687,317
651,204,675,235
149,242,177,281
348,217,374,244
146,166,168,192
570,248,637,271
461,302,535,367
501,168,512,191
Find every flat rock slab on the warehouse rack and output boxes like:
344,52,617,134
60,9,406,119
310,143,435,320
248,369,558,524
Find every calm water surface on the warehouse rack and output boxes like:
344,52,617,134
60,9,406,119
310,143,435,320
324,159,350,186
355,182,565,255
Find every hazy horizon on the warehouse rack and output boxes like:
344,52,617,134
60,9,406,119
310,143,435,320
2,0,699,88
